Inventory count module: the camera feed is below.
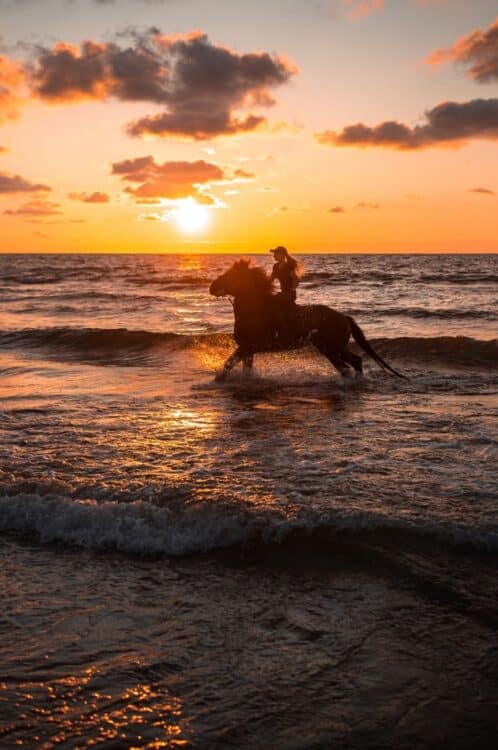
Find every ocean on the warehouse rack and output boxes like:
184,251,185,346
1,252,497,749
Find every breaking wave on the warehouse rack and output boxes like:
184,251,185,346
0,491,496,557
1,326,496,368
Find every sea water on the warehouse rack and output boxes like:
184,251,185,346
1,253,497,748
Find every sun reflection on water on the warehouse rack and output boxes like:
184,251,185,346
5,669,189,749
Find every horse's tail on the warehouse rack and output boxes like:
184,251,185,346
347,317,407,379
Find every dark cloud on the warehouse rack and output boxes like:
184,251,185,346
468,187,495,196
329,206,347,213
315,98,498,150
0,171,50,193
4,198,61,216
126,32,297,139
111,155,225,199
68,191,110,203
28,30,296,139
425,16,498,83
30,39,170,103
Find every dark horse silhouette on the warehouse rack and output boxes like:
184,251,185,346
210,259,405,381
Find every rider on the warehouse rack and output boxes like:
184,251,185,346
269,246,301,344
270,245,301,303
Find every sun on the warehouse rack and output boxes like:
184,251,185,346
173,198,210,233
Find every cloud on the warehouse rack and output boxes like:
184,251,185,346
0,54,25,123
0,145,6,153
234,168,255,179
29,38,169,103
313,0,384,20
68,191,110,203
425,16,498,82
468,187,495,196
4,198,61,216
315,98,498,150
356,201,380,209
328,201,380,213
28,30,297,140
268,204,309,216
111,155,225,200
126,32,297,140
0,170,50,193
341,0,384,19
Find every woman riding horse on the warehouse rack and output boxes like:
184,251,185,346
269,246,302,346
210,259,405,382
269,246,301,303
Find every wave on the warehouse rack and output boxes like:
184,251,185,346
0,326,188,359
345,307,497,321
0,491,496,557
5,268,497,290
0,273,212,290
372,335,498,367
1,326,496,368
302,271,498,286
419,273,498,285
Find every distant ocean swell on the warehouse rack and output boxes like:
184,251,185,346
0,490,496,557
1,327,497,367
3,270,498,288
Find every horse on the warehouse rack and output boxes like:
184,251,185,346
209,259,405,381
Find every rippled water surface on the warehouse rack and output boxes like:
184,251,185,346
1,253,497,748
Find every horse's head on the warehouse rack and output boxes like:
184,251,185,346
210,259,273,299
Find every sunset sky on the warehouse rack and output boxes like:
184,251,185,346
1,0,497,253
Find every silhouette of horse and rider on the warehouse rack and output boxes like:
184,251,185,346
209,247,405,381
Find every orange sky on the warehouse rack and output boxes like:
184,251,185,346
0,0,497,253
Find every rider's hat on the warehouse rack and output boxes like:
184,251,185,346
269,245,288,256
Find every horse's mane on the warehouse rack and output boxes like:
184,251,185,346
229,259,274,296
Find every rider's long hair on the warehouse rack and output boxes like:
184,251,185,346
281,248,303,281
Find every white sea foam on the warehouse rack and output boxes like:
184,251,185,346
0,493,497,556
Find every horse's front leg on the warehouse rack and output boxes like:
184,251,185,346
242,353,254,375
215,348,242,381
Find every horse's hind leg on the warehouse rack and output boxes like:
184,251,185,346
315,343,351,378
341,347,363,376
215,348,242,381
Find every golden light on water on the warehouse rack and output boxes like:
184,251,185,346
158,406,218,439
11,672,189,748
